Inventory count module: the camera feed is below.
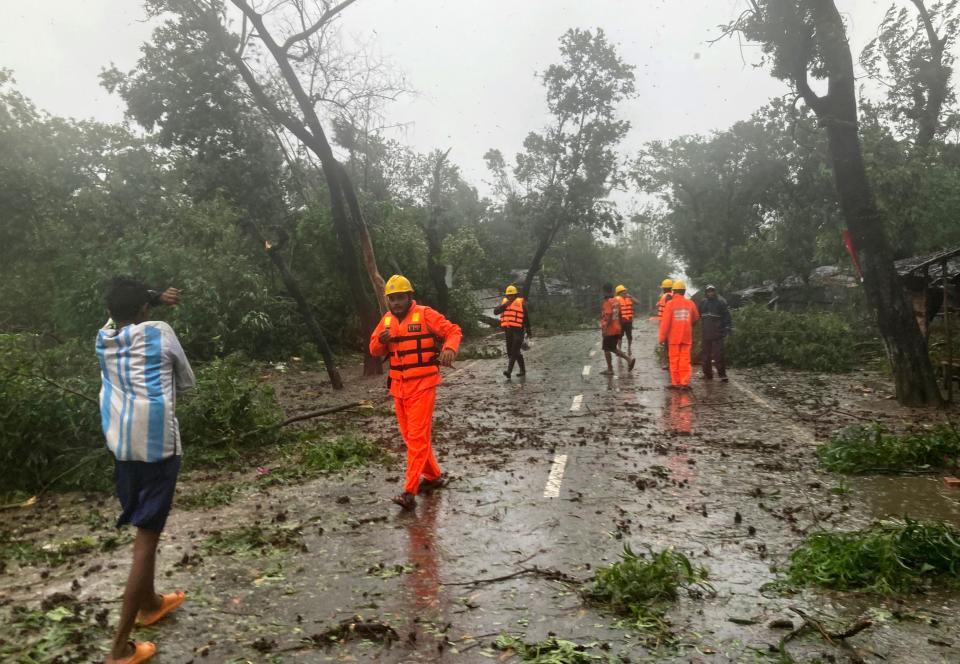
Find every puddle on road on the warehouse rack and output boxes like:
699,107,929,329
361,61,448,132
851,475,960,525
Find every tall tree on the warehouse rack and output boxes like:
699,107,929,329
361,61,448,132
731,0,942,406
861,0,960,148
487,28,635,298
103,8,344,388
157,0,392,375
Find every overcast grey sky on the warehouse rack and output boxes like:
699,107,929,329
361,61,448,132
2,0,896,193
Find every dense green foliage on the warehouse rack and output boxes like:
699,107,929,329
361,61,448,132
0,335,289,496
726,305,856,372
787,519,960,594
818,424,960,474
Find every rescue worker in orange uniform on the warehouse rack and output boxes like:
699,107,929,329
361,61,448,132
652,278,675,371
493,284,531,379
651,278,674,320
658,280,700,390
369,275,462,510
614,284,636,353
600,282,636,375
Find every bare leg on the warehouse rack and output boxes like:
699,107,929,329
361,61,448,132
110,528,162,660
603,350,614,373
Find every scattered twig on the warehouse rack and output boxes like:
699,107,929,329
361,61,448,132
782,607,873,664
440,566,580,587
278,400,371,427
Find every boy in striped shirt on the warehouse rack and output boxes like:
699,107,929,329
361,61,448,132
97,276,194,664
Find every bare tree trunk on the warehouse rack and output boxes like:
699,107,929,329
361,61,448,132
334,160,387,314
241,220,343,389
521,231,552,299
804,0,941,406
199,1,386,376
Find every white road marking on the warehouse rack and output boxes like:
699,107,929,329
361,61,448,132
582,365,591,377
543,453,568,498
729,379,816,446
570,394,583,411
589,350,597,358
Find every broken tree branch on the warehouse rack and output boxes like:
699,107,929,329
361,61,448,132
281,0,361,52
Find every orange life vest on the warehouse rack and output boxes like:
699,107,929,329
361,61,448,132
500,297,525,329
656,292,673,318
384,305,440,381
617,295,634,321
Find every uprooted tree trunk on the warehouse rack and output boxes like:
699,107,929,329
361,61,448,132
240,219,343,389
198,0,385,377
773,0,941,406
521,219,562,299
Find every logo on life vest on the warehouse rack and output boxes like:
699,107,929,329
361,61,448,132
407,324,422,332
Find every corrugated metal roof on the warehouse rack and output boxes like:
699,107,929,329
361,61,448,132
895,246,960,280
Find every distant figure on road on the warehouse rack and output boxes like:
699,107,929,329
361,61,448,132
494,284,531,379
658,280,700,390
600,282,636,375
614,284,636,353
369,275,462,511
97,277,194,664
697,284,732,382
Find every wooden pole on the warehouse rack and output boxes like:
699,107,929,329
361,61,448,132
944,259,953,403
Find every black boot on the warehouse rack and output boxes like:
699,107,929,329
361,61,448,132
504,357,515,378
516,356,526,377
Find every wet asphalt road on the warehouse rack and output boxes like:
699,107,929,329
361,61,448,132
5,325,960,662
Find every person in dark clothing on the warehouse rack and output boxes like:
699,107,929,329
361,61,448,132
494,285,532,378
697,284,732,381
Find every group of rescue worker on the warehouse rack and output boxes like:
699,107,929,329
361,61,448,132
654,278,732,389
369,273,731,511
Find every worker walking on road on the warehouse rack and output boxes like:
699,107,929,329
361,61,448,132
658,280,700,390
614,284,636,353
697,284,732,382
494,285,531,379
369,275,462,510
600,282,636,375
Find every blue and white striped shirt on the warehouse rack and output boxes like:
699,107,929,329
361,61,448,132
96,321,195,462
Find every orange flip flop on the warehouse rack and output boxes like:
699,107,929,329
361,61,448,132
107,641,156,664
137,591,185,627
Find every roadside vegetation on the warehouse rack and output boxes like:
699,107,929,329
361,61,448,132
818,424,960,474
726,305,857,372
786,519,960,594
0,593,110,664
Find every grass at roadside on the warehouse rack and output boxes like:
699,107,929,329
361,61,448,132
818,424,960,474
786,518,960,594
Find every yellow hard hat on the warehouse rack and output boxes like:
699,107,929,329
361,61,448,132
505,285,518,295
384,274,413,296
661,278,674,289
615,284,627,294
672,280,686,291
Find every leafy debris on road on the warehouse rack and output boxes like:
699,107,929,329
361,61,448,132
819,424,960,474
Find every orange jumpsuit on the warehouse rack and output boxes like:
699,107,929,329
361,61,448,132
658,295,700,386
369,302,462,495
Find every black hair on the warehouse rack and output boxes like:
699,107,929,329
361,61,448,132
602,282,614,295
105,276,150,320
